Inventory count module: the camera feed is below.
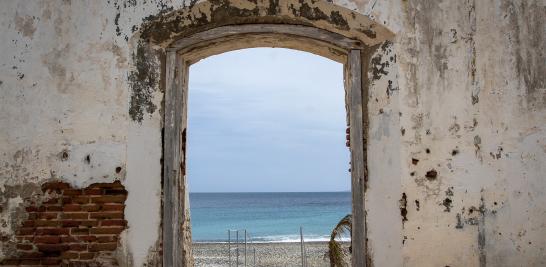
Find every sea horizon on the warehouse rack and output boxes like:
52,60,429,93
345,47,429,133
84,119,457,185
189,191,352,243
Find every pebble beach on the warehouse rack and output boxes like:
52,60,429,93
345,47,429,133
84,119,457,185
193,241,350,267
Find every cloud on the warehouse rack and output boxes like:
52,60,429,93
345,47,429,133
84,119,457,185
187,48,350,192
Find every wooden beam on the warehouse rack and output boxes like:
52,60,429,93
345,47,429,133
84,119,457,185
168,24,363,51
164,52,193,266
348,49,367,267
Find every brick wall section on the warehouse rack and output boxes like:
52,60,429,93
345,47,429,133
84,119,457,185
0,181,128,266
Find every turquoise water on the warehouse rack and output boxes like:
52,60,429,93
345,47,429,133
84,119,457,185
189,192,351,242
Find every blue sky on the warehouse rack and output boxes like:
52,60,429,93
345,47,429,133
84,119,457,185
187,48,350,192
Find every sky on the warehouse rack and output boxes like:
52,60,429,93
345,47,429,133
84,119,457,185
187,48,350,192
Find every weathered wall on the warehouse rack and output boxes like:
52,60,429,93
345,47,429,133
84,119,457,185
0,0,544,266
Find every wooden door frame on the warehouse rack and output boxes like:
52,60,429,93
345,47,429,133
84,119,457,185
163,24,368,267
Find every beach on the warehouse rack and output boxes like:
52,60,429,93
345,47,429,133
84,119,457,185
193,241,349,267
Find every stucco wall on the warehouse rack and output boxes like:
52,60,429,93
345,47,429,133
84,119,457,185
0,0,544,266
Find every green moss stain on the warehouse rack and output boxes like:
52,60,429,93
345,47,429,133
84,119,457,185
128,42,159,123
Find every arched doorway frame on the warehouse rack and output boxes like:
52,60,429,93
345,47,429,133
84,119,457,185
164,24,368,267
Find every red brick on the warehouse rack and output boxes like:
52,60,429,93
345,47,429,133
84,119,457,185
16,243,34,250
43,198,60,205
42,182,70,192
71,196,90,204
88,242,117,252
90,212,123,220
34,220,60,227
79,220,99,227
63,204,81,212
61,212,89,220
19,259,41,265
83,188,103,195
88,181,124,189
61,236,79,243
101,204,124,211
38,212,59,220
17,227,35,235
41,258,62,265
36,244,69,252
46,205,63,212
34,236,61,244
17,251,44,258
63,189,83,196
68,244,87,251
90,195,126,204
100,219,127,227
70,228,89,235
89,227,124,235
61,251,80,259
81,204,100,212
76,235,97,242
61,220,80,227
104,188,128,195
78,252,95,260
96,235,117,243
35,228,70,235
1,259,20,265
21,220,35,227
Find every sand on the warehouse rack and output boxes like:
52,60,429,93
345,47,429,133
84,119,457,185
193,241,350,267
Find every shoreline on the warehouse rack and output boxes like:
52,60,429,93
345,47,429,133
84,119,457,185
193,241,351,267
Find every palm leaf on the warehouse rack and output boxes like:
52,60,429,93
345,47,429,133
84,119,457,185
328,214,352,267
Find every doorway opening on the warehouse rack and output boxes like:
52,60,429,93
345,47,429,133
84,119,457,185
162,24,371,266
186,48,351,265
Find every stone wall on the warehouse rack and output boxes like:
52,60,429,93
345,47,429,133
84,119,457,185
0,0,544,266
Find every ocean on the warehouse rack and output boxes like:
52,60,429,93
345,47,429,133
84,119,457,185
189,192,351,243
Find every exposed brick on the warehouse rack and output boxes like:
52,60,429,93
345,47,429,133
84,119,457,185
70,228,89,235
68,243,87,251
79,220,99,227
79,252,95,260
16,243,34,250
63,189,83,196
100,219,127,227
34,236,61,244
17,227,36,235
43,198,60,205
89,227,124,235
19,259,41,265
61,220,80,227
41,258,62,265
81,204,101,212
17,252,44,258
63,204,81,212
96,235,117,243
61,212,89,220
7,180,127,266
42,182,70,192
46,205,63,212
38,212,59,220
62,251,80,259
35,228,70,235
71,196,91,204
76,235,97,242
89,243,117,252
34,220,60,227
83,188,103,195
90,195,126,204
101,204,124,211
36,244,69,252
104,188,128,195
90,212,123,220
0,259,20,265
88,181,124,189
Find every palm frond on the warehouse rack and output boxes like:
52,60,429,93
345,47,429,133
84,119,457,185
328,214,352,267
